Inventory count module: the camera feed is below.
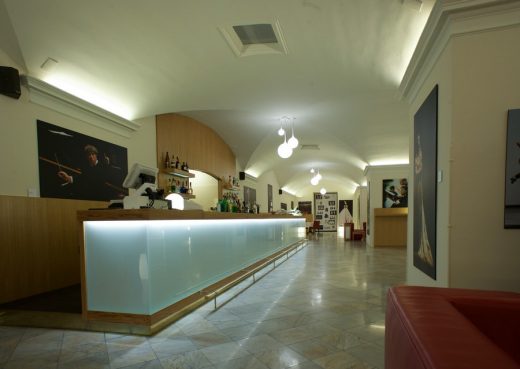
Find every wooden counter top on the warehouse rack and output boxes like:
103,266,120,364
374,208,408,217
78,209,302,221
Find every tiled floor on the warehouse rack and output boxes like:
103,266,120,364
0,233,406,369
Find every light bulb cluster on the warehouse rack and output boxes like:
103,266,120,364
277,116,298,159
310,168,326,194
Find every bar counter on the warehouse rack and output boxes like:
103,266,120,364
77,209,305,333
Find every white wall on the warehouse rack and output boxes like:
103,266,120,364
0,47,156,197
407,22,520,292
353,186,367,229
365,165,410,246
448,26,520,292
190,170,218,211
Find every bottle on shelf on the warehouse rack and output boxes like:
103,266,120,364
164,152,170,169
170,153,175,169
175,157,180,169
188,182,193,195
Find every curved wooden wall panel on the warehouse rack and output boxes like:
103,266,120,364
156,114,236,181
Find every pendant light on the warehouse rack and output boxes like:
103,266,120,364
287,118,299,149
277,132,293,159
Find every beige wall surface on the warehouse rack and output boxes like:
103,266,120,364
407,24,520,292
449,26,520,292
407,41,453,288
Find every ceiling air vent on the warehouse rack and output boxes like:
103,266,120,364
300,144,320,150
233,24,278,45
219,20,288,57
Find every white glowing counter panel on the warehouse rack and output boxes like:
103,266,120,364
78,209,305,325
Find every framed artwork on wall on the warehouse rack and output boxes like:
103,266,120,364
298,201,312,214
505,108,520,228
37,120,128,201
313,192,338,231
413,85,438,280
383,178,408,208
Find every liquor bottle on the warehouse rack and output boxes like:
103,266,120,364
188,182,193,195
185,162,189,171
164,152,170,169
170,153,175,169
175,157,180,169
182,162,186,171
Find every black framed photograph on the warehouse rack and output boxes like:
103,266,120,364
413,85,438,280
37,120,128,201
298,201,312,214
383,178,408,208
505,109,520,228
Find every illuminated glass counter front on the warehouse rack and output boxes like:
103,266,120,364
78,209,305,325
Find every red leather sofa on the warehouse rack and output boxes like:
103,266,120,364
385,286,520,369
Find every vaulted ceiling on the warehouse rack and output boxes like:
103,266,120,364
2,0,433,197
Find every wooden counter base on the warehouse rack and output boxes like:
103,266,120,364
373,208,408,247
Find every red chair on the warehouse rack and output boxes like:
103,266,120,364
351,222,366,240
312,220,321,233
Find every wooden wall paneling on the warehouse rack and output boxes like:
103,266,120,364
0,195,106,304
156,113,236,186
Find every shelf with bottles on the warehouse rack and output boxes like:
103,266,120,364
221,175,240,192
222,185,240,192
162,167,194,178
164,177,195,199
162,152,193,178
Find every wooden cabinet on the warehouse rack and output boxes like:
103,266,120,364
373,208,407,247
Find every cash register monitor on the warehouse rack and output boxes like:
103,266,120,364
122,163,158,194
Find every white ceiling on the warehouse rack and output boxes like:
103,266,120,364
2,0,433,198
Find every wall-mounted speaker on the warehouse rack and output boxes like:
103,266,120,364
0,67,21,99
239,171,245,180
279,189,283,195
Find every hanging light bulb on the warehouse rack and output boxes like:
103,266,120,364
277,116,287,136
310,176,319,185
316,170,322,181
277,133,293,159
310,168,315,173
287,118,299,149
320,188,327,195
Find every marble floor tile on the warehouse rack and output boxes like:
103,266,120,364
0,234,406,369
212,354,268,369
57,351,110,369
159,349,212,369
312,351,374,369
288,337,340,360
108,345,157,369
236,334,281,354
189,331,231,348
253,347,308,369
117,359,164,369
200,342,250,364
150,336,198,357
